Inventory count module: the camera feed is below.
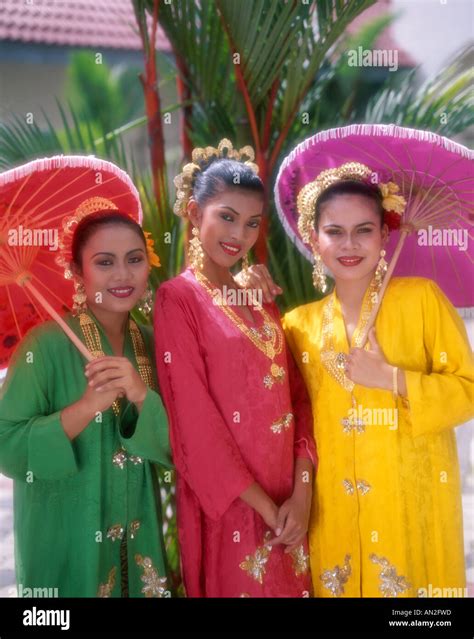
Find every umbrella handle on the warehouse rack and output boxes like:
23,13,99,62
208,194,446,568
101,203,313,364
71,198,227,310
358,229,410,348
22,281,94,362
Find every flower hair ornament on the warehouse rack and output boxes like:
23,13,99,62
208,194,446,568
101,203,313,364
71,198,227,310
296,161,407,246
173,138,259,218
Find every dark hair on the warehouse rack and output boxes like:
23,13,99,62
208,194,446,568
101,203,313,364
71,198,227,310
192,158,264,207
315,180,384,228
71,210,146,268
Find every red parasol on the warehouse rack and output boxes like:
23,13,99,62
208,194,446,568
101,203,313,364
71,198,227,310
0,155,142,369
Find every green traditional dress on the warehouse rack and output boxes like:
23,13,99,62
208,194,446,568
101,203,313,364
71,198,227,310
0,311,172,597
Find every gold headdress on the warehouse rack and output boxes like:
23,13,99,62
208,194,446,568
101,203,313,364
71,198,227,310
173,138,259,218
296,162,407,242
56,196,160,280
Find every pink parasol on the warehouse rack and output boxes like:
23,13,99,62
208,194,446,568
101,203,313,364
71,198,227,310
274,124,474,318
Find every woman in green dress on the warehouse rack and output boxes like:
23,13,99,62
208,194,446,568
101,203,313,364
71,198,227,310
0,209,172,597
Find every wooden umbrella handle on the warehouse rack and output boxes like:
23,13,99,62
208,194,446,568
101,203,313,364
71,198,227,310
23,280,94,362
358,229,410,348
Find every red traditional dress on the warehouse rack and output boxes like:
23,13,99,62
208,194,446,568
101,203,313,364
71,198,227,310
154,268,317,597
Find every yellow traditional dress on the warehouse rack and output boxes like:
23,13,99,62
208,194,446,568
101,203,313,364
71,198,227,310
283,276,474,598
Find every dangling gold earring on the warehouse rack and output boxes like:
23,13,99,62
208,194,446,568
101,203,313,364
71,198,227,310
72,280,87,316
188,226,205,271
240,252,251,286
138,283,154,316
312,251,327,293
375,249,387,285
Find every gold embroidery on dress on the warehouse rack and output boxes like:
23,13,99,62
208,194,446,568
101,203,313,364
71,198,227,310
342,479,355,495
112,448,127,469
112,447,143,468
107,524,124,542
320,554,352,596
97,566,116,597
263,363,286,389
270,412,294,434
79,313,156,416
341,411,366,434
357,479,371,495
290,545,310,576
129,520,141,539
370,554,411,597
135,554,168,597
239,531,273,584
240,592,251,597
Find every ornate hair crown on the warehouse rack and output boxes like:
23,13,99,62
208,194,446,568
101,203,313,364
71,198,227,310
56,196,160,280
297,161,407,243
173,138,259,218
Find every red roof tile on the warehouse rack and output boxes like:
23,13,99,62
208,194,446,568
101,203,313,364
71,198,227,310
0,0,171,51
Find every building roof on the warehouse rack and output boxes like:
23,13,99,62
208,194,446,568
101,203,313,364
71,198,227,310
0,0,171,51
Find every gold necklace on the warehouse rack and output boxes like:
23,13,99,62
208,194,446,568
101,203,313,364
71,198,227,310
79,312,156,415
193,269,286,389
320,276,380,433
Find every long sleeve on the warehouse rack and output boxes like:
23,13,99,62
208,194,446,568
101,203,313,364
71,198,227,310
154,284,255,521
120,388,173,468
286,347,318,467
403,280,474,438
0,331,78,481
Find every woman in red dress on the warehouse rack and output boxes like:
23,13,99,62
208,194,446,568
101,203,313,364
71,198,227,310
154,140,317,597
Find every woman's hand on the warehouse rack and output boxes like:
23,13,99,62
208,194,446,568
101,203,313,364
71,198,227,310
78,381,123,415
233,264,283,304
240,482,279,533
267,492,311,551
345,327,393,390
85,356,148,407
61,381,122,440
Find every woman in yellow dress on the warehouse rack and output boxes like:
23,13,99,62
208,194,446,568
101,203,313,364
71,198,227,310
242,163,474,597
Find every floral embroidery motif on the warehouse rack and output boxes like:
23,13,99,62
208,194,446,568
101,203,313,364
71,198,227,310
112,448,127,469
320,554,352,596
370,554,411,597
290,545,310,576
135,554,168,597
97,566,116,597
239,531,273,584
129,520,141,539
270,412,294,434
357,479,371,495
112,447,143,468
263,364,286,389
107,524,124,542
342,479,354,495
341,413,366,434
240,593,251,597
